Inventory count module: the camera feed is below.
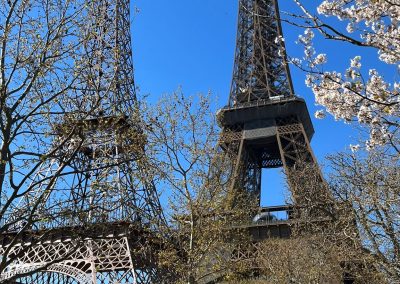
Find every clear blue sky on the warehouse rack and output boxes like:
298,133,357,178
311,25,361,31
131,1,387,207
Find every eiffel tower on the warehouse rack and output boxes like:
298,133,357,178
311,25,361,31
0,0,164,283
214,2,366,281
218,0,331,240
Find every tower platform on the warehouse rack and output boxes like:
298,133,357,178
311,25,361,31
217,97,314,141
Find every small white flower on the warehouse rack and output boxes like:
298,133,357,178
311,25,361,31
304,28,314,39
349,144,360,153
369,69,378,76
291,58,302,65
274,35,285,44
350,56,362,68
346,23,355,33
314,53,327,65
305,75,313,87
314,110,326,119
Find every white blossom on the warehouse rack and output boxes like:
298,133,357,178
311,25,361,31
295,0,400,150
274,35,285,44
318,0,400,64
349,144,360,152
346,68,358,80
346,22,355,33
298,28,314,45
357,105,372,123
305,75,313,87
291,58,302,66
314,110,326,119
304,46,315,59
350,56,362,69
314,53,327,65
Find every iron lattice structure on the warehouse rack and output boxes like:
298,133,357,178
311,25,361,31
229,0,294,106
215,3,357,283
218,0,330,227
0,0,164,283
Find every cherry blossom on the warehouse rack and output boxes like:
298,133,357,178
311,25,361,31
291,0,400,152
349,144,360,153
314,109,326,119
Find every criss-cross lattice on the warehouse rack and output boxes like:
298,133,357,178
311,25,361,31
229,0,294,106
1,0,164,282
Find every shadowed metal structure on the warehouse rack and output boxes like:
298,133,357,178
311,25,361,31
213,2,358,283
218,0,330,241
0,0,164,283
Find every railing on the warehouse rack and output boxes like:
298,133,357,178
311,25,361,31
0,206,140,233
227,205,294,229
251,205,293,225
222,96,297,112
235,203,338,228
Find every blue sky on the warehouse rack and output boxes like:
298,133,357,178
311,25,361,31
131,1,386,207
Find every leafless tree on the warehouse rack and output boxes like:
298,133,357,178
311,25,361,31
0,0,80,267
0,0,130,279
142,92,254,283
277,1,400,282
327,149,400,282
